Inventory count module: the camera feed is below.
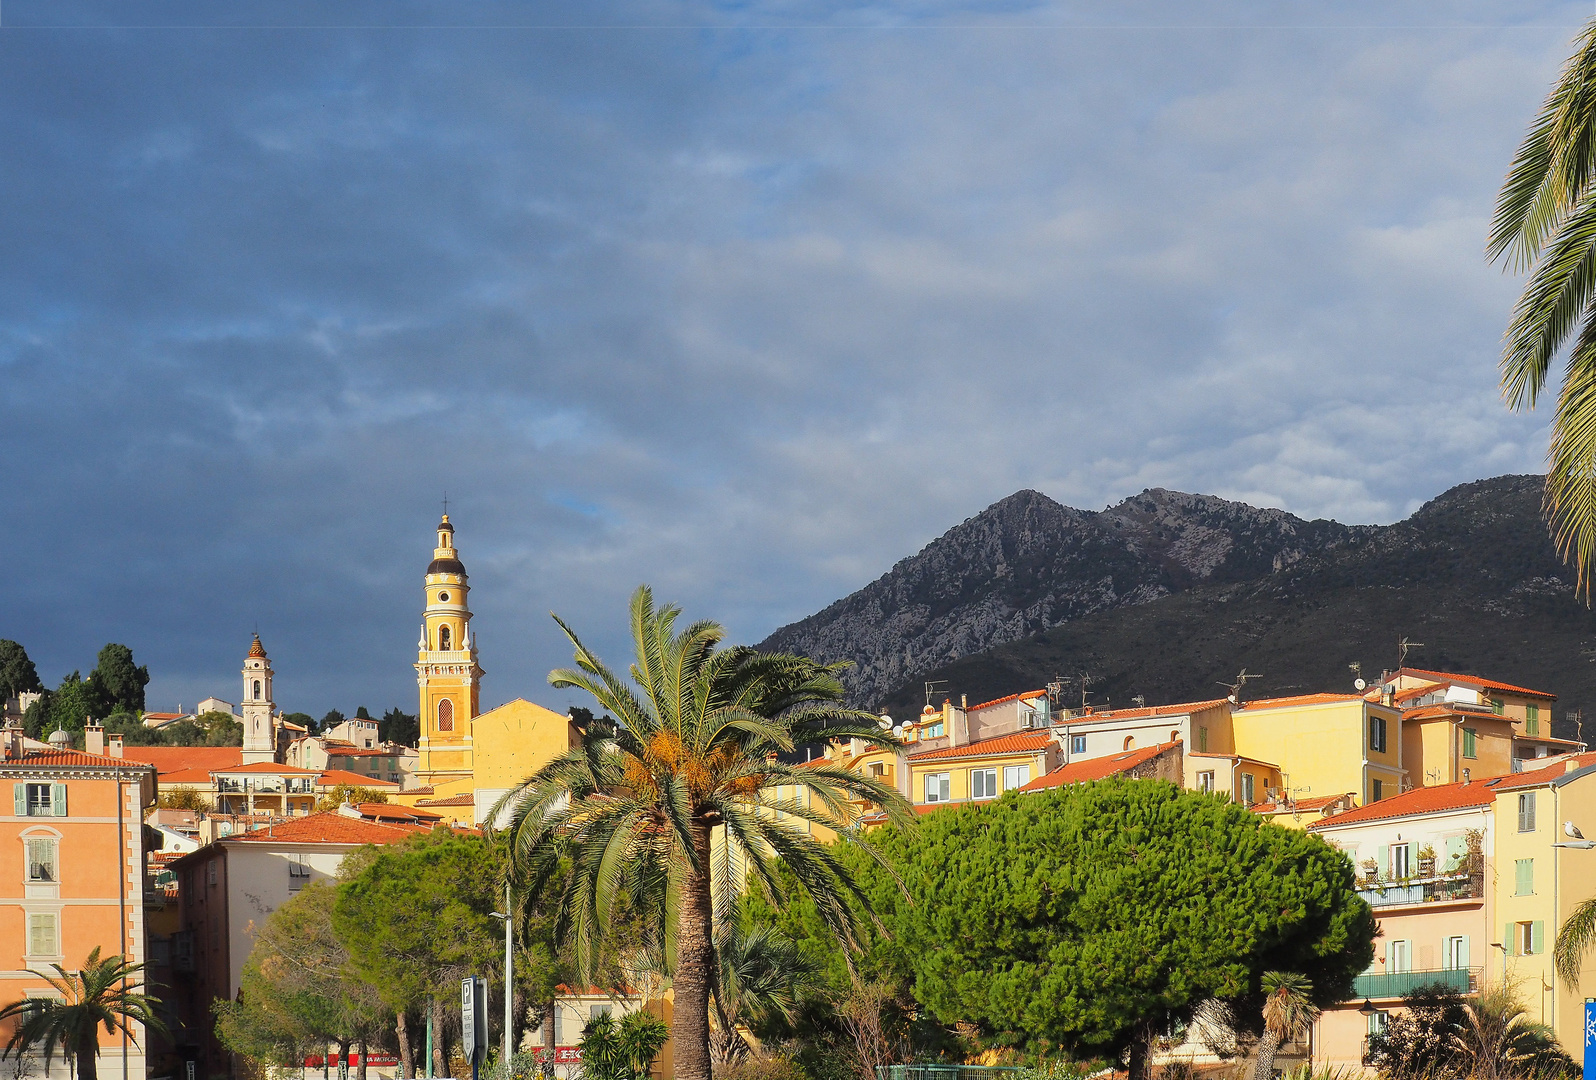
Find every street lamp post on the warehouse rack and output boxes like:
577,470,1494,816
491,884,514,1076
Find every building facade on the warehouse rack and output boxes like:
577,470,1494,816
415,515,481,789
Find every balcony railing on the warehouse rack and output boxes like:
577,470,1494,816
1352,966,1478,1000
1356,872,1479,908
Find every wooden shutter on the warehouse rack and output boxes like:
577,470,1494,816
1506,923,1516,957
1456,935,1470,968
1377,845,1389,879
50,783,66,817
1533,921,1545,955
12,783,25,816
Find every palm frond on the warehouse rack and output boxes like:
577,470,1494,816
1545,310,1596,598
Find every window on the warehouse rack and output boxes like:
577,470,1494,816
1367,1010,1390,1036
13,783,64,818
590,1004,613,1021
1241,774,1255,806
437,698,454,733
1515,858,1534,895
1070,735,1086,755
923,722,944,739
1491,698,1505,715
970,769,998,800
1527,703,1540,736
1197,726,1209,753
1514,920,1544,956
26,913,58,957
288,858,312,891
1003,764,1030,790
869,762,885,777
25,839,57,882
1518,792,1537,832
1369,715,1387,753
924,773,950,803
253,679,261,699
439,625,452,651
1123,736,1135,751
1392,843,1410,879
1444,936,1470,970
1197,771,1215,794
1463,728,1477,759
1388,939,1410,973
1371,779,1383,802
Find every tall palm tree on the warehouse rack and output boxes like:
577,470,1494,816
1490,17,1596,591
0,948,167,1080
493,586,912,1080
1251,971,1318,1080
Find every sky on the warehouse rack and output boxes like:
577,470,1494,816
0,0,1586,717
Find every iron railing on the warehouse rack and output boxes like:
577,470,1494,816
1355,872,1479,908
877,1067,1023,1080
1352,966,1477,999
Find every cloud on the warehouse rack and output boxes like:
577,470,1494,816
0,0,1584,714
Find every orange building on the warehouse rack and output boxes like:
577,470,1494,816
0,721,157,1080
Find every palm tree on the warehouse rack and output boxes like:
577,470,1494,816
1452,982,1573,1080
1490,17,1596,591
709,916,819,1064
0,948,167,1080
494,586,912,1080
1251,972,1318,1080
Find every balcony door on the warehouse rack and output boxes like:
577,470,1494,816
1388,939,1411,973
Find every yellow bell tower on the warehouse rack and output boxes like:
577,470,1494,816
415,514,482,788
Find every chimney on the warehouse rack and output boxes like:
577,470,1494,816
1568,758,1583,774
1381,684,1395,708
84,720,104,756
108,734,124,759
3,721,22,761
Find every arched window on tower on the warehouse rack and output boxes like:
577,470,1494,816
439,625,452,651
253,680,262,700
438,698,454,732
1123,735,1135,751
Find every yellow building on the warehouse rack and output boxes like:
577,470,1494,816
415,514,483,789
1232,693,1403,806
469,698,578,827
1399,703,1515,786
1393,668,1582,769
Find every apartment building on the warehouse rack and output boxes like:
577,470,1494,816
0,721,157,1080
1233,694,1404,806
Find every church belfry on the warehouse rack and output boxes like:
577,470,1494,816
415,513,482,786
241,635,277,764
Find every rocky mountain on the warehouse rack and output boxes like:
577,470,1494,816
765,475,1596,741
760,486,1361,706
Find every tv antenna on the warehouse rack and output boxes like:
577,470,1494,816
1397,637,1424,668
1131,695,1146,708
1217,668,1263,705
924,680,948,709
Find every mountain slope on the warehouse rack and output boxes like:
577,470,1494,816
870,476,1596,741
761,486,1359,705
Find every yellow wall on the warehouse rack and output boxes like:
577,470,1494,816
471,698,577,790
1403,716,1515,787
909,750,1047,805
1232,698,1400,806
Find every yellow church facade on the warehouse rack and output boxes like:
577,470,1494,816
390,514,577,827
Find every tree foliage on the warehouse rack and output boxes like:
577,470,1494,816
380,707,419,748
0,947,167,1080
0,641,42,701
88,644,148,715
314,785,391,812
576,1011,670,1080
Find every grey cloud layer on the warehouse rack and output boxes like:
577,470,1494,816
0,0,1578,713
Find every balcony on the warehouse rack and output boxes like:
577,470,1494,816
1353,966,1477,1000
1356,872,1479,908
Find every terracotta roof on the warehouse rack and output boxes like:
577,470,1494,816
121,746,243,775
352,803,444,821
1253,793,1355,814
1078,698,1230,721
1308,780,1503,830
142,712,187,722
326,747,391,758
1490,753,1596,791
1386,682,1447,705
212,761,320,775
160,768,217,784
2,748,156,770
966,690,1047,713
1521,734,1586,747
317,769,400,788
226,813,424,845
910,730,1052,763
402,785,436,795
416,793,475,807
1019,742,1178,792
1399,668,1556,701
1240,693,1368,710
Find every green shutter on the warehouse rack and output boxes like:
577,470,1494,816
1457,936,1470,968
12,784,24,816
1377,845,1389,880
1445,836,1467,870
1516,859,1534,895
1506,923,1517,957
1533,921,1545,956
50,784,66,818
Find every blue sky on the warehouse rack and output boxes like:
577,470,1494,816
0,1,1584,716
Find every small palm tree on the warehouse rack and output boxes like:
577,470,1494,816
1251,972,1318,1080
709,917,819,1064
494,586,911,1080
1558,894,1596,989
0,948,167,1080
1452,982,1573,1080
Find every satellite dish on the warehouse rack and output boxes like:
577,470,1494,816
892,724,904,738
878,714,893,731
1354,678,1367,691
1227,695,1238,705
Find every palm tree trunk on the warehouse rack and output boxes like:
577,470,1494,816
76,1046,97,1080
397,1011,414,1080
1252,1028,1283,1080
672,821,716,1080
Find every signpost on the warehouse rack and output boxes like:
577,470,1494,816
462,977,489,1080
1585,998,1596,1080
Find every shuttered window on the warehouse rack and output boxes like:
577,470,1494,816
26,913,58,957
1515,858,1534,895
1518,792,1537,833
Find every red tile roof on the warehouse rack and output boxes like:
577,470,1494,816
317,769,400,788
416,793,474,807
1078,698,1230,721
326,747,392,758
227,813,424,845
352,803,444,821
1019,742,1178,792
1240,693,1367,710
4,748,157,769
910,730,1053,763
1388,682,1447,705
212,761,320,775
1254,793,1355,814
966,690,1047,713
1399,668,1557,701
1307,780,1503,830
161,768,217,784
120,746,243,776
1489,753,1596,791
142,712,187,722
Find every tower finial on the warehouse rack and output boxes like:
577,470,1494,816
442,490,449,517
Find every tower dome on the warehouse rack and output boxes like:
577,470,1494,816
47,728,70,749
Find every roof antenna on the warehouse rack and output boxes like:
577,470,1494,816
1217,668,1262,705
1397,637,1424,668
923,680,948,709
442,491,449,517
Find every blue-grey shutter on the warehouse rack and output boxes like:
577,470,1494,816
12,784,25,816
50,783,66,817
